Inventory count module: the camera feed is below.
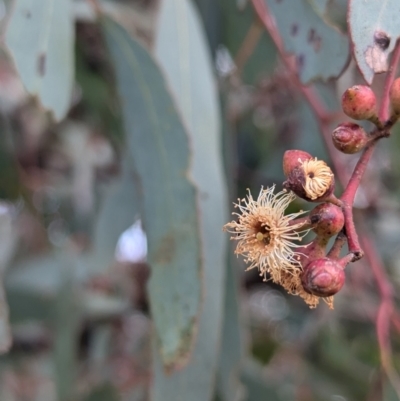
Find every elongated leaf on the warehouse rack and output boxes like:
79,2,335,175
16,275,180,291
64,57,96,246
307,0,347,31
216,258,245,401
53,265,80,401
348,0,400,84
263,0,349,83
5,0,74,121
5,255,58,325
83,384,120,401
241,360,281,401
0,208,18,353
307,0,329,16
0,282,11,353
92,164,138,272
102,17,202,369
220,0,277,84
151,0,228,399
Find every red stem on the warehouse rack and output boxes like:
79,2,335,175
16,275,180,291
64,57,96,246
336,44,400,257
251,0,400,391
327,232,347,260
379,39,400,121
339,142,377,259
251,0,332,117
341,143,375,204
250,0,342,175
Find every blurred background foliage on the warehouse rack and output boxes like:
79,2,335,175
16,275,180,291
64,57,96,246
0,0,399,400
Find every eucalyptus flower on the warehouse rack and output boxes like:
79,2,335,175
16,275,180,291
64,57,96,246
223,186,308,283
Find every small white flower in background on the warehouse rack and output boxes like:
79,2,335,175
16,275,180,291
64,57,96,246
116,220,147,263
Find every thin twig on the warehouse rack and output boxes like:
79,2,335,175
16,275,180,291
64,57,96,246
327,231,347,260
251,0,400,394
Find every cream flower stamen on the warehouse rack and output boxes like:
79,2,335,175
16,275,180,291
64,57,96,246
223,186,308,283
300,158,334,200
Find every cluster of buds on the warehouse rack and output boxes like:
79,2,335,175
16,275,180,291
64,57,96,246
224,149,347,309
333,80,400,154
224,80,400,309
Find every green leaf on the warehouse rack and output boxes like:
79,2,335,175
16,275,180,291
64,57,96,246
102,17,203,369
348,0,400,84
92,165,138,272
264,0,349,83
307,0,347,32
5,0,75,121
82,291,129,320
0,282,11,353
6,254,64,297
82,384,120,401
220,0,277,84
241,360,281,401
307,0,329,16
53,264,80,401
151,0,229,397
383,380,400,401
216,258,245,401
5,253,79,323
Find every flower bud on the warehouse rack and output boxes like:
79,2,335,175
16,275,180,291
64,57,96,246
332,123,370,154
282,149,312,176
310,203,344,237
341,85,378,122
283,156,335,202
301,257,345,297
390,77,400,115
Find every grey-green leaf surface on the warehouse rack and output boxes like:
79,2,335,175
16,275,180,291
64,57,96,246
92,164,138,272
102,17,202,370
53,265,80,401
241,360,281,401
348,0,400,84
307,0,329,16
5,0,74,121
216,258,245,401
83,384,121,401
264,0,349,83
151,0,228,398
0,282,11,353
307,0,347,32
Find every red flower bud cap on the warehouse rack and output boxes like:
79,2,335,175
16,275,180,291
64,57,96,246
332,123,369,154
390,77,400,115
341,85,377,121
283,156,335,202
283,149,312,177
310,203,344,238
301,258,345,297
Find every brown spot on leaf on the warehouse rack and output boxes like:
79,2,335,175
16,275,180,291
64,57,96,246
308,28,322,52
153,234,176,265
291,24,298,36
296,54,305,72
313,36,321,52
162,316,197,373
37,53,46,76
308,28,316,43
374,31,390,50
